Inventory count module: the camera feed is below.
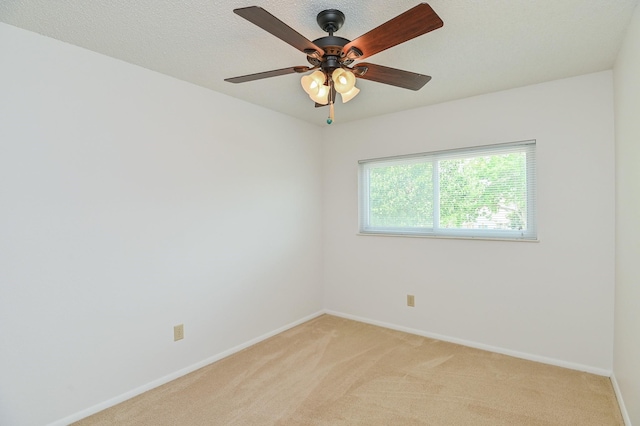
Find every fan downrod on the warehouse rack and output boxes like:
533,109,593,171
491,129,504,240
316,9,345,34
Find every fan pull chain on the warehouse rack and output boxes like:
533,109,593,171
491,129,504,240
327,101,334,124
327,78,335,124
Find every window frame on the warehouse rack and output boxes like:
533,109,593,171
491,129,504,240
358,140,537,241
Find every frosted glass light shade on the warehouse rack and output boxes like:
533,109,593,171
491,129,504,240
300,75,317,95
310,84,330,104
340,86,360,103
332,68,356,94
301,70,326,96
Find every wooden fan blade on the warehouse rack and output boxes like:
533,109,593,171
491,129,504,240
234,6,323,57
225,66,310,83
342,3,443,60
353,63,431,90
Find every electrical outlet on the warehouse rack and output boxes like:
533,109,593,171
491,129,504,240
407,295,415,307
174,324,184,341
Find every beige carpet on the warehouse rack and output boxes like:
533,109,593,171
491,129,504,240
74,315,623,425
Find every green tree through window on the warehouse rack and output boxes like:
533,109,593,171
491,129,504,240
359,141,536,240
369,162,433,228
439,153,527,229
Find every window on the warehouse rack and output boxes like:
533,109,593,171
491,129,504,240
359,140,536,240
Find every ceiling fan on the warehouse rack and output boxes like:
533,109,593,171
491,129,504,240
225,3,444,124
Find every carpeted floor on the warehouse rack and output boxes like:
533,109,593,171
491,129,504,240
74,315,623,425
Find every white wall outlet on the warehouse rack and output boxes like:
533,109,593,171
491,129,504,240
174,324,184,341
407,295,415,307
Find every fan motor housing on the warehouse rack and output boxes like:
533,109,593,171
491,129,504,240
309,36,350,70
310,9,351,71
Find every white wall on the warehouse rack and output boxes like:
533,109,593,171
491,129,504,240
0,18,627,426
614,2,640,424
0,23,323,426
323,71,615,373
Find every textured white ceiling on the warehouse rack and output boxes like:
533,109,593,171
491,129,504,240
1,0,638,126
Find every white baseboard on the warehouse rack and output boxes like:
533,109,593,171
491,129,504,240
324,310,612,377
611,374,632,426
49,310,325,426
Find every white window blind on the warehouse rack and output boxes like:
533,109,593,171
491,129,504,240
359,140,537,240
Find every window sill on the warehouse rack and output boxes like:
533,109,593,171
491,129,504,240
357,232,540,242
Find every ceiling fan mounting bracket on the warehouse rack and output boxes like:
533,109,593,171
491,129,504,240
316,9,345,34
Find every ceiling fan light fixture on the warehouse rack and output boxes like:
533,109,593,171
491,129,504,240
310,70,325,83
300,70,325,96
227,4,443,124
340,86,360,103
309,83,330,105
332,68,356,94
300,75,317,96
